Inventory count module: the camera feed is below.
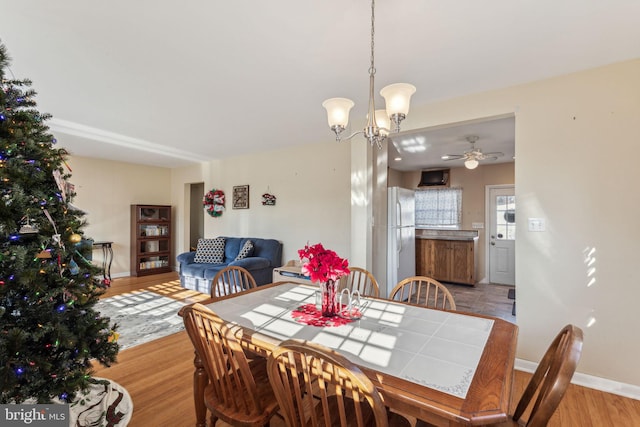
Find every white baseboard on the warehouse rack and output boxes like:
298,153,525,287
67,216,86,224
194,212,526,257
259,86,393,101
110,272,130,279
515,358,640,400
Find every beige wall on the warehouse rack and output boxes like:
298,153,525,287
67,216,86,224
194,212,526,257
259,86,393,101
387,59,640,387
71,58,640,391
171,141,352,264
395,163,515,281
70,156,172,277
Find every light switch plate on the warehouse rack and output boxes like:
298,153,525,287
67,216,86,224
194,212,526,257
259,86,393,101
528,218,546,232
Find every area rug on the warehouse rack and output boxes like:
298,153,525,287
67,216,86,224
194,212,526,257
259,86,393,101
95,290,186,350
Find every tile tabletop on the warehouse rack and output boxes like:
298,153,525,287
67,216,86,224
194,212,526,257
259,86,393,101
207,283,494,399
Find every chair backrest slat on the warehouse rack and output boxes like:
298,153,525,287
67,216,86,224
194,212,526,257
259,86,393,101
343,267,380,298
210,266,257,300
182,303,273,424
267,339,390,427
389,276,456,310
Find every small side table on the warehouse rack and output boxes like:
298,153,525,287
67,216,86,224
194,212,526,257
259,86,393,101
92,241,114,281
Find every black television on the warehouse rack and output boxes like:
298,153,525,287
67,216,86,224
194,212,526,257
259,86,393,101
418,169,449,187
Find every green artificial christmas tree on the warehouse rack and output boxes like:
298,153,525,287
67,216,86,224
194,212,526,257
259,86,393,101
0,41,119,403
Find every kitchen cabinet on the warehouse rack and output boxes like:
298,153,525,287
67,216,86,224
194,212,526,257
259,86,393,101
416,238,477,285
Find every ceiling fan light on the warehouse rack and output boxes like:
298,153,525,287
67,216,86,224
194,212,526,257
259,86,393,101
465,159,479,169
322,98,355,129
380,83,416,116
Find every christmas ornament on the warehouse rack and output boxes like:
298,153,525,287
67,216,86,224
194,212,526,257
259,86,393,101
43,209,64,248
69,233,82,244
68,258,79,275
36,250,52,259
19,214,39,234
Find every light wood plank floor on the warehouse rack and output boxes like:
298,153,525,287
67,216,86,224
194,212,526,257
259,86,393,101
92,273,640,427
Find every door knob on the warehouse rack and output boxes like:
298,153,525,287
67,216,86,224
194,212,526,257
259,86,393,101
491,242,495,246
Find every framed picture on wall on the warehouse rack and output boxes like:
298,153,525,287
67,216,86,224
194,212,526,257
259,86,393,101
232,185,250,209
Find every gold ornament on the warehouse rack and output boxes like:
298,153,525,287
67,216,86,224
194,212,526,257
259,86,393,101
69,233,82,244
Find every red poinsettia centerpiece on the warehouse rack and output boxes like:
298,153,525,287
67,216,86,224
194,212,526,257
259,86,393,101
298,243,350,283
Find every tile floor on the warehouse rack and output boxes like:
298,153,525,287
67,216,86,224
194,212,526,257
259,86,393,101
441,281,516,323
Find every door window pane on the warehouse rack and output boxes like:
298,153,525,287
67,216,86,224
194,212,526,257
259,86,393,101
495,195,516,240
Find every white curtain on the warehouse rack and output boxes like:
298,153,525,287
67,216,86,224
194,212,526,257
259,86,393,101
415,188,462,228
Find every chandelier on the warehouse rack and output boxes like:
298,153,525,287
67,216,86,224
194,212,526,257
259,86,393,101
322,0,416,148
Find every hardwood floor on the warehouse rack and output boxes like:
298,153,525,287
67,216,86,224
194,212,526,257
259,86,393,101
92,273,640,427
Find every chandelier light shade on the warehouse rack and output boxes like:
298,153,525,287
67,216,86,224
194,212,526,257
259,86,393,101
322,98,355,131
380,83,416,131
465,159,479,170
322,0,415,148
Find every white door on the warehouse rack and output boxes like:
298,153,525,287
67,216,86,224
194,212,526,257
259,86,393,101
488,186,516,285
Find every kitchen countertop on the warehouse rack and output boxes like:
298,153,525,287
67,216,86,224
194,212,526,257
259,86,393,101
416,235,478,241
415,229,479,241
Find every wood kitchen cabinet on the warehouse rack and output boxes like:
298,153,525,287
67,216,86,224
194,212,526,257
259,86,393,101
416,238,477,285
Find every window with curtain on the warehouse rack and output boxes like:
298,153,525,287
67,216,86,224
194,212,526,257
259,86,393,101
415,187,462,229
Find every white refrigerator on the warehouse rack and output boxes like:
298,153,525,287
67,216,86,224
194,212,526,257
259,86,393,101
386,187,416,298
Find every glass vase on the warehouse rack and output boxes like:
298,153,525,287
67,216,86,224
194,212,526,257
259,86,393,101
320,279,338,317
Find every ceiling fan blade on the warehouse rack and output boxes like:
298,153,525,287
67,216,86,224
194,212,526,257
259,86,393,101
441,154,464,160
481,151,504,158
482,156,500,161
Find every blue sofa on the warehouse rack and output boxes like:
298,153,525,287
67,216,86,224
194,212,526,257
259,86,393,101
176,236,282,294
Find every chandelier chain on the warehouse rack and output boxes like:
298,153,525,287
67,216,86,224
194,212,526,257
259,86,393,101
321,0,414,148
369,0,376,76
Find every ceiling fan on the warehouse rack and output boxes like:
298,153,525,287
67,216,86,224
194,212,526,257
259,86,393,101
441,136,504,169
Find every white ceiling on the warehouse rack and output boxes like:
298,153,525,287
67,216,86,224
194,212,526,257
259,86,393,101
2,1,639,169
388,115,516,171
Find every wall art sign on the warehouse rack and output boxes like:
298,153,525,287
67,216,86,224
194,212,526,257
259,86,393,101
262,192,276,206
232,185,250,209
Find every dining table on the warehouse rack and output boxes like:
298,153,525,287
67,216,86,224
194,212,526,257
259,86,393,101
180,281,518,427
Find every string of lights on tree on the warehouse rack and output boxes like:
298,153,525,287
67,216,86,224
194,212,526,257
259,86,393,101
0,41,119,404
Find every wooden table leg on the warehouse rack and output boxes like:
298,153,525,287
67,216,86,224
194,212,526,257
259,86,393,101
193,350,208,427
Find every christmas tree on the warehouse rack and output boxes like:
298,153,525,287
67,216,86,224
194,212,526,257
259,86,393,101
0,41,119,403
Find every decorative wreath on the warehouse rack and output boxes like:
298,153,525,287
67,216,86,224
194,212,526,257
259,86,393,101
203,189,225,217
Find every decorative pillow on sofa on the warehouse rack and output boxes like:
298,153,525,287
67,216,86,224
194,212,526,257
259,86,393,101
194,237,226,263
234,240,254,261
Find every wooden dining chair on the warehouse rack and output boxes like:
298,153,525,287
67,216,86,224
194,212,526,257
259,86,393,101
267,339,413,427
210,265,257,300
343,267,380,297
496,324,584,427
389,276,456,310
182,303,280,427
